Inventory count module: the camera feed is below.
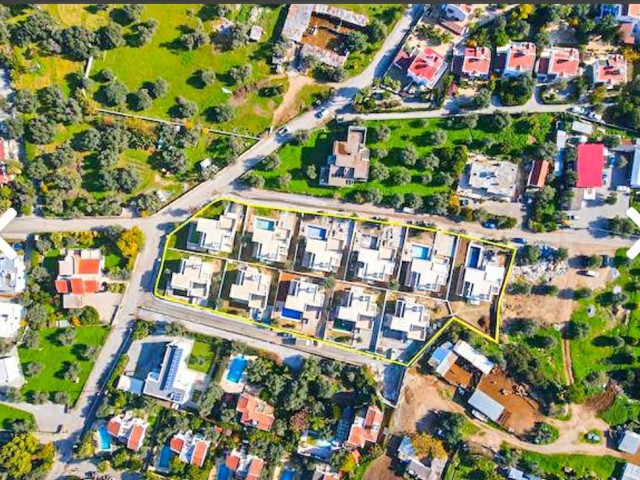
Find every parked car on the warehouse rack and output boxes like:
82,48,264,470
581,270,598,277
512,237,528,245
482,222,497,229
276,127,289,137
569,214,580,220
315,109,327,119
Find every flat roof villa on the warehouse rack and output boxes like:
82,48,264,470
402,233,456,294
458,158,518,201
496,42,536,77
352,225,403,283
236,392,276,431
320,126,370,187
457,243,505,305
334,286,379,332
142,338,205,406
168,256,213,305
229,264,272,320
169,431,211,468
249,212,296,264
280,278,326,325
187,204,241,255
0,254,25,294
0,302,24,339
300,217,351,273
385,298,430,342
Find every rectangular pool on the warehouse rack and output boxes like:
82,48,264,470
411,244,430,260
218,464,231,480
307,225,327,240
227,355,248,384
256,218,276,231
281,470,296,480
468,246,482,268
158,446,174,471
282,308,303,321
97,426,111,451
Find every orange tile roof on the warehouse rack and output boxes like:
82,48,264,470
625,4,640,18
127,424,145,451
461,46,491,76
540,48,580,78
247,459,264,480
191,440,209,467
169,436,184,454
528,160,550,188
346,406,383,448
107,418,121,437
504,42,536,73
78,258,101,275
237,393,275,431
407,47,445,85
55,279,70,294
226,454,241,471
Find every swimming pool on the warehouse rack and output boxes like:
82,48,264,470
411,245,430,260
256,218,276,231
307,225,327,240
97,426,111,451
158,446,174,471
218,464,231,480
468,246,482,268
227,355,248,384
281,469,295,480
282,308,303,321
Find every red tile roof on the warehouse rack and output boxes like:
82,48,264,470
528,160,550,188
594,54,627,85
504,42,536,73
78,258,101,275
169,436,184,454
55,279,70,294
619,23,636,45
346,406,383,448
460,46,491,76
247,458,264,480
624,4,640,18
226,454,241,471
539,48,580,78
71,278,85,294
0,142,4,162
191,439,208,467
107,418,121,437
127,424,145,451
237,393,275,432
407,48,445,84
576,144,605,188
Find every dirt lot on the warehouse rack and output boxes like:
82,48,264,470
363,455,400,480
477,371,542,435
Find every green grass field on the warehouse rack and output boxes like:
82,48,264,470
0,404,35,430
187,340,216,374
520,451,622,479
258,114,555,200
510,326,566,385
19,326,110,406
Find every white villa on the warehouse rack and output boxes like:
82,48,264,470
335,286,379,331
403,233,455,294
353,226,403,283
168,256,213,305
229,264,272,320
300,218,351,273
280,278,325,324
458,244,505,304
188,204,241,255
250,212,296,264
385,298,430,342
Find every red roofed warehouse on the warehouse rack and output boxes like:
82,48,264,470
576,144,605,188
497,42,536,77
452,46,492,80
406,47,448,90
236,393,275,431
55,248,103,309
592,54,628,87
346,406,384,449
536,47,580,82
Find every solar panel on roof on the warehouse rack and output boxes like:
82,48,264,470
160,345,183,391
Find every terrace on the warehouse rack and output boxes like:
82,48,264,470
401,231,456,297
246,210,297,265
228,264,273,321
275,275,327,337
298,216,353,274
187,203,244,256
350,224,404,283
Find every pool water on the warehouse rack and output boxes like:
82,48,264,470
281,470,295,480
158,446,174,470
411,245,430,260
307,225,327,240
97,426,111,451
468,246,482,268
218,464,231,480
256,218,276,231
282,308,303,320
227,355,248,383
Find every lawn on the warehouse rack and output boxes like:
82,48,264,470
510,326,566,385
18,326,110,406
0,404,35,430
257,114,555,201
599,395,640,427
519,451,623,479
187,340,216,374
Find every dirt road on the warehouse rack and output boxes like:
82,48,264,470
562,338,575,385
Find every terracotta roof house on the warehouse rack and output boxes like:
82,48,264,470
406,47,448,89
592,54,628,87
536,47,580,82
576,144,605,188
346,405,383,449
452,46,491,80
54,249,103,309
169,431,211,468
320,126,370,187
496,42,536,77
527,160,550,188
107,412,148,452
236,393,275,431
226,449,265,480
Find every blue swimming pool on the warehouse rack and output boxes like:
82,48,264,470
256,218,276,231
468,246,481,268
307,225,327,240
227,355,248,383
158,446,174,471
218,464,231,480
411,245,430,260
281,469,295,480
282,308,303,320
97,426,111,451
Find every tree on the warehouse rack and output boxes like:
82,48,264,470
209,104,234,123
97,22,125,50
25,362,42,377
227,22,250,49
180,28,209,50
62,363,81,381
243,171,265,189
315,64,346,82
22,329,40,349
438,412,466,447
263,153,281,171
57,329,76,347
404,192,423,210
567,320,591,340
363,187,383,204
116,166,142,193
2,115,24,140
229,64,252,84
59,26,98,61
368,18,386,42
391,167,412,185
120,4,144,24
200,69,216,86
82,344,100,361
373,124,391,142
305,164,317,181
130,18,158,46
370,162,389,181
26,116,56,144
278,173,292,190
411,433,447,459
26,304,49,329
387,192,405,210
149,77,169,99
14,89,37,113
399,145,418,167
31,391,48,405
130,88,153,111
174,96,198,118
518,245,541,265
345,31,368,52
116,226,145,267
53,391,70,405
489,111,512,130
293,130,310,145
0,433,41,478
103,80,129,107
5,387,21,403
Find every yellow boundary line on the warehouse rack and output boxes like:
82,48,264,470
154,196,517,367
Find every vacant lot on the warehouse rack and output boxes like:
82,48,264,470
19,326,110,406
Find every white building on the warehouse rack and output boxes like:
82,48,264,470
353,226,403,282
458,244,505,304
0,254,25,294
250,213,295,264
188,205,241,255
630,140,640,188
335,287,379,331
403,233,455,293
280,278,325,324
168,256,213,304
459,159,518,201
0,302,24,338
385,298,430,342
0,351,23,388
497,42,536,77
300,218,351,273
229,265,272,320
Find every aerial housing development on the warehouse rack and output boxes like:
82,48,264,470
1,3,640,480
